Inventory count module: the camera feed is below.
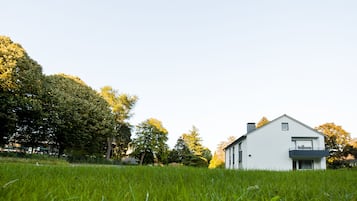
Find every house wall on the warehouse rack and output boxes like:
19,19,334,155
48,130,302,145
225,145,230,169
246,117,292,170
226,115,326,170
225,140,247,169
239,140,247,169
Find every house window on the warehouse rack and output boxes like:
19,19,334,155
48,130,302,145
282,122,289,131
238,143,242,163
232,147,235,165
229,149,231,167
293,160,314,170
298,160,313,170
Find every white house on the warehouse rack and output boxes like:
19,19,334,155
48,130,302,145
225,114,329,170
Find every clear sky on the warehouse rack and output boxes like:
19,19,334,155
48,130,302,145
1,0,356,152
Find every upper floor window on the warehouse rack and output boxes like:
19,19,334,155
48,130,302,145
282,122,289,131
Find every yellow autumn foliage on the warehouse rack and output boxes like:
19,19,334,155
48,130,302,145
0,36,25,90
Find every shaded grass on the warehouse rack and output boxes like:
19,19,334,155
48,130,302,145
0,163,356,201
0,156,68,165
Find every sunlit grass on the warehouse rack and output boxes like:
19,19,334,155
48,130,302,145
0,162,356,201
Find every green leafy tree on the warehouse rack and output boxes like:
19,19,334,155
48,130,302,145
0,36,44,147
315,123,351,167
0,90,17,146
43,74,115,158
100,86,138,159
256,116,269,128
132,118,169,165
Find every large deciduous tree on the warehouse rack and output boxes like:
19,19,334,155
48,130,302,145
0,90,17,146
132,118,169,165
100,86,138,159
315,123,351,167
43,74,115,157
0,35,27,90
0,36,44,147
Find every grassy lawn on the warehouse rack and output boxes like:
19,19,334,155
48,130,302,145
0,159,356,201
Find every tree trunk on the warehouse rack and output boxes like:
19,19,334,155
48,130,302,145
58,145,64,158
106,137,112,160
140,152,146,165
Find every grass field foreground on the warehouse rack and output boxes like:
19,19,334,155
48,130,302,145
0,162,356,201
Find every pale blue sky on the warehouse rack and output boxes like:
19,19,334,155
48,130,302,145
1,0,356,151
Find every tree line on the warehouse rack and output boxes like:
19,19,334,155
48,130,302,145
0,36,212,166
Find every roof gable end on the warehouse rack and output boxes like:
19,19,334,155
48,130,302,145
224,114,324,150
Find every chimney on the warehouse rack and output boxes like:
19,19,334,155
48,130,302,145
247,123,256,133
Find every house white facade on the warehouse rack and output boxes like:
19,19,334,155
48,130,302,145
225,114,328,170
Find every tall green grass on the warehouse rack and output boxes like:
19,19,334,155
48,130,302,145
0,156,68,165
0,163,356,201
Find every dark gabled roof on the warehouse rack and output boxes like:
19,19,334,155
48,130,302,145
224,135,246,150
224,114,324,150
